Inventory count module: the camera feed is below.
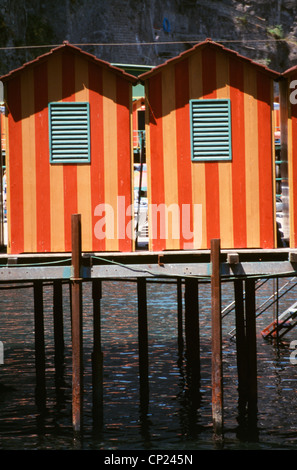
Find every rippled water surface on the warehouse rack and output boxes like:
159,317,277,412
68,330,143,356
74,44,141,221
0,277,297,450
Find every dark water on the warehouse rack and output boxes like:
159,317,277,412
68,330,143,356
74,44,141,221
0,277,297,451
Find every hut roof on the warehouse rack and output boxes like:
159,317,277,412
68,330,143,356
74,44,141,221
138,38,280,81
282,64,297,77
0,41,137,83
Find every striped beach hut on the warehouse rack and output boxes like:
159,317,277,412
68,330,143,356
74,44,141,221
1,42,136,254
139,39,280,251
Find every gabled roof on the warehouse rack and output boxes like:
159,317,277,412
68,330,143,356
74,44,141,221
282,64,297,77
0,41,137,83
138,38,280,81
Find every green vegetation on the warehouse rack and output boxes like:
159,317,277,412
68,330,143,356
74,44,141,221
267,24,284,39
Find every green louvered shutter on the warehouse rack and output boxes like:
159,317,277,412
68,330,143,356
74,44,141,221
190,99,232,161
49,102,90,164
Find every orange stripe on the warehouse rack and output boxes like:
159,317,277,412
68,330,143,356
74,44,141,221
48,53,65,252
244,64,260,247
21,68,37,252
89,63,105,252
162,65,179,249
62,51,77,252
202,46,220,248
189,50,206,249
147,73,165,251
216,51,233,249
175,58,194,249
116,76,133,252
229,58,247,248
257,72,275,248
103,69,119,251
75,55,92,251
6,77,24,253
34,61,51,252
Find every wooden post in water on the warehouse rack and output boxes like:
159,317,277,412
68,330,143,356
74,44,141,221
177,278,184,357
71,214,83,433
184,277,200,406
234,278,247,410
137,278,149,410
92,278,103,432
211,238,223,436
245,278,258,429
34,280,46,408
53,280,64,366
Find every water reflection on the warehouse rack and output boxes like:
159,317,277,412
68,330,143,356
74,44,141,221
0,278,297,449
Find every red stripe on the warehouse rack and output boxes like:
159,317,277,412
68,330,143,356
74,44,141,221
229,58,247,248
175,58,193,248
62,51,77,252
116,76,132,251
34,62,51,252
7,77,24,253
202,47,220,248
257,72,274,248
88,63,105,251
148,73,165,250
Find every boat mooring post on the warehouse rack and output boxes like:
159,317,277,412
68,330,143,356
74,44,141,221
33,280,46,409
71,214,83,434
245,278,258,428
137,278,149,411
211,238,223,437
53,280,64,366
184,277,201,406
92,278,103,432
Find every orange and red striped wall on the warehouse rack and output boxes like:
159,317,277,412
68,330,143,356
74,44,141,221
143,45,277,250
4,47,134,254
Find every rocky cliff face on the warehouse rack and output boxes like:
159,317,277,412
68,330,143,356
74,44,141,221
0,0,296,75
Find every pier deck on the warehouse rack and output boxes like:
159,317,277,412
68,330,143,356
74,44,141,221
0,247,297,282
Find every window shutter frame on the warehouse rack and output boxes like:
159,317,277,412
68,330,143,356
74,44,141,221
49,102,91,164
190,99,232,162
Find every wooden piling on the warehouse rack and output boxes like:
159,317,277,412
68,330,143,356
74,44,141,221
211,238,223,436
234,278,247,408
53,280,64,364
184,277,200,406
245,278,258,424
177,278,184,356
71,214,83,433
33,280,46,408
137,278,149,410
92,278,103,432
